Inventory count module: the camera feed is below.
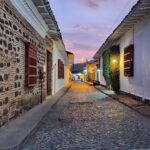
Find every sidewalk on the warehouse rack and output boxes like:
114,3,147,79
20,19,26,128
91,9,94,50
0,84,71,150
95,85,150,117
86,81,93,86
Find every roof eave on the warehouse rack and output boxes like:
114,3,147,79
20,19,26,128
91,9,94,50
93,0,150,58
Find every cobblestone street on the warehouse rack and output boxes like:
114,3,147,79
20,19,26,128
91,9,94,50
21,82,150,150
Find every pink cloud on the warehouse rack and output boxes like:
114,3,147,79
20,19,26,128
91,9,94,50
64,39,96,63
64,39,74,50
80,0,99,9
87,1,99,9
64,39,94,52
73,49,96,63
73,24,91,32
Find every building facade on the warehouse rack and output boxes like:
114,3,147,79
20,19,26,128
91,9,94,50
71,63,86,81
66,51,74,81
0,0,68,127
94,0,150,98
66,51,74,68
86,60,98,82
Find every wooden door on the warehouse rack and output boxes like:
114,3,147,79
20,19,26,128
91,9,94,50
47,51,52,95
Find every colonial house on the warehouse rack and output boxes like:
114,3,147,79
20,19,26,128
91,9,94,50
94,0,150,99
86,59,99,82
66,51,74,68
0,0,69,126
66,51,74,81
71,63,86,81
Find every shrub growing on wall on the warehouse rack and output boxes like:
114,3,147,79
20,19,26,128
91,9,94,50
102,49,111,86
110,46,120,93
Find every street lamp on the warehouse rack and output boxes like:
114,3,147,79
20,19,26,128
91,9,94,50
112,59,117,63
84,69,87,73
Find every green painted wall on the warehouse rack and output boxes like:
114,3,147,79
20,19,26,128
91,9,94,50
102,49,111,86
102,45,120,92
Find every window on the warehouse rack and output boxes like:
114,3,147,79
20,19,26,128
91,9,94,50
124,44,134,77
58,59,64,79
25,43,37,87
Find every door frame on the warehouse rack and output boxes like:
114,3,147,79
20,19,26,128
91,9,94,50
46,50,52,96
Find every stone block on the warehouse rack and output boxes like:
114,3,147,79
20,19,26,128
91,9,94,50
0,0,47,127
0,87,3,93
0,75,3,81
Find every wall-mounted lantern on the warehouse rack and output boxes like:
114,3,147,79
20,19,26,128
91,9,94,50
110,45,120,93
112,59,117,63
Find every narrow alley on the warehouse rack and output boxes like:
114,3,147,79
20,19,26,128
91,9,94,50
0,1,150,150
21,82,150,150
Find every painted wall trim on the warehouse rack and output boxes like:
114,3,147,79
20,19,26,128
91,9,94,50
10,0,48,38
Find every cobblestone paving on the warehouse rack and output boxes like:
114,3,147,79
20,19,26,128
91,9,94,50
21,82,150,150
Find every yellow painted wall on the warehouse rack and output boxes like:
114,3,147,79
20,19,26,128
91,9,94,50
86,63,97,81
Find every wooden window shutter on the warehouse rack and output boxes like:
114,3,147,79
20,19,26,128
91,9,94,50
58,59,64,79
124,44,134,77
60,61,62,78
62,63,64,79
58,59,62,79
25,43,37,87
58,59,60,79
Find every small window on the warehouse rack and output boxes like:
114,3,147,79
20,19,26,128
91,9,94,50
25,43,37,87
58,59,64,79
124,44,134,77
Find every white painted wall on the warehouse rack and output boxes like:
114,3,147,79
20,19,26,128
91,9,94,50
119,13,150,100
52,40,68,94
72,73,82,81
99,56,106,86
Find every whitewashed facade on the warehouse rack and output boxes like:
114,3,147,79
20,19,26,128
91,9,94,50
52,40,69,94
119,13,150,100
94,0,150,100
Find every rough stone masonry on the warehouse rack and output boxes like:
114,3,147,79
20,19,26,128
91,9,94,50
0,0,48,127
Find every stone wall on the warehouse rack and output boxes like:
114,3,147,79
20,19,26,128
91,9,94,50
0,0,47,127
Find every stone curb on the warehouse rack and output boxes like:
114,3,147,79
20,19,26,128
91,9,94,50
85,82,93,86
94,85,150,118
0,83,72,150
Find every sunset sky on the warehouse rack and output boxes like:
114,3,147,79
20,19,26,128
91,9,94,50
51,0,138,63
